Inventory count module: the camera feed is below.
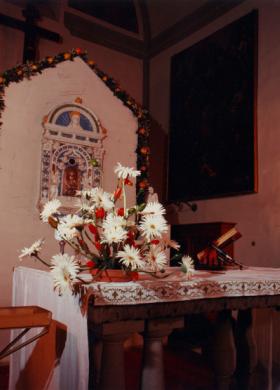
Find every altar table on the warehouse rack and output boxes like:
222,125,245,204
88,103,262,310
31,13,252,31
9,266,280,390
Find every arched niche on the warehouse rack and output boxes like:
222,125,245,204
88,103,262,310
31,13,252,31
39,98,105,212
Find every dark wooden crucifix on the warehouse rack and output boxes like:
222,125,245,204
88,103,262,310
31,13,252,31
0,3,61,63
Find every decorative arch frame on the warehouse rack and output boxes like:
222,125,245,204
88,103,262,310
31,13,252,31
0,49,151,204
39,98,104,212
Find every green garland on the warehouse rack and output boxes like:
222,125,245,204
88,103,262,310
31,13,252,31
0,48,150,203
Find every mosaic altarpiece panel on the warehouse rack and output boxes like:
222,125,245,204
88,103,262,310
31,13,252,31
38,98,105,212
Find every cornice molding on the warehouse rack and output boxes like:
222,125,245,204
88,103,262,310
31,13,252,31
149,0,246,57
64,11,145,59
64,1,246,60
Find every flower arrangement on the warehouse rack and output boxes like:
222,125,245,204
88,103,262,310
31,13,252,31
19,163,194,294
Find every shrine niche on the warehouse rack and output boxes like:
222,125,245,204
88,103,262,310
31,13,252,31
39,97,105,212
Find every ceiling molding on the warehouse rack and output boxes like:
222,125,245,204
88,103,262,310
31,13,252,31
64,1,246,61
148,0,246,58
64,11,145,59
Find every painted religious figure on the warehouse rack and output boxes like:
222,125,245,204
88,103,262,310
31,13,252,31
39,98,105,212
63,167,80,196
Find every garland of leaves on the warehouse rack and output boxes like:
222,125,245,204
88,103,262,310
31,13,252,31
0,48,150,203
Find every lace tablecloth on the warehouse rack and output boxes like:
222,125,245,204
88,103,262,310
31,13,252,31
9,266,280,390
88,266,280,305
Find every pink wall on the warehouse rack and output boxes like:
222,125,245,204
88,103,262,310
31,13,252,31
0,1,142,352
0,1,143,103
150,0,280,269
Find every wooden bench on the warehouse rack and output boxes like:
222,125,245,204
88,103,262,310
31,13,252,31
0,306,52,360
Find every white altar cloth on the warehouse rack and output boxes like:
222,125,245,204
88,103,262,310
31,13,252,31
9,267,89,390
9,265,280,390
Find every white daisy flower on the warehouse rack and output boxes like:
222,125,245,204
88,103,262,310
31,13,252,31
56,223,79,241
145,246,167,271
141,202,166,216
19,238,44,260
114,162,140,179
101,214,127,244
40,199,61,222
180,255,195,278
117,245,143,270
103,214,126,230
61,214,84,229
89,188,114,211
139,214,168,240
162,235,180,251
101,226,127,244
50,253,80,294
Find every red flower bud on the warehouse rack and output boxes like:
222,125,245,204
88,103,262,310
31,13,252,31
124,178,133,186
88,224,98,235
95,208,105,219
127,230,135,240
114,187,122,200
117,207,125,216
94,241,102,251
86,260,96,268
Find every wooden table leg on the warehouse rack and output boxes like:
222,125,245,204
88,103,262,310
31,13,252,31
140,317,184,390
235,308,257,389
207,310,236,390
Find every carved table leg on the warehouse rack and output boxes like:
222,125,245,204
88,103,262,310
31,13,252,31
207,310,236,390
140,317,184,390
235,308,257,389
96,320,144,390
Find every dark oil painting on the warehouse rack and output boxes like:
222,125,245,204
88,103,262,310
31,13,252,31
168,11,258,202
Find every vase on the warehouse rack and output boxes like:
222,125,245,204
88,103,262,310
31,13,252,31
90,268,139,282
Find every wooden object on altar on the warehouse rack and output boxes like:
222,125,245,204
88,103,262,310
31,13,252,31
197,227,242,268
0,306,52,360
171,222,237,269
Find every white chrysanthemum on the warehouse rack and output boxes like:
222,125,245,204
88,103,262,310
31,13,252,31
117,244,143,270
56,223,79,241
162,235,180,251
89,188,114,210
62,214,84,229
114,162,140,179
139,214,168,240
101,214,127,244
55,214,83,241
145,246,167,271
101,226,127,244
19,238,44,260
50,253,80,294
103,214,126,230
40,199,61,222
141,202,166,216
169,240,180,251
180,255,195,278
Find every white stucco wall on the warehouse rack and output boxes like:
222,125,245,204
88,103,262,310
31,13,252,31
0,58,138,330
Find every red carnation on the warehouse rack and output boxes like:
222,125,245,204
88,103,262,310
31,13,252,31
86,260,96,268
89,224,98,235
117,208,125,216
95,208,105,219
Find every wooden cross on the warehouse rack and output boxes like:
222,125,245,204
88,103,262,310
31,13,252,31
0,3,61,63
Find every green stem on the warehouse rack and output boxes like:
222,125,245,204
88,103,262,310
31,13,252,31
33,254,51,268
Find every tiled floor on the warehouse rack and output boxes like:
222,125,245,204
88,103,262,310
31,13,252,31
0,346,277,389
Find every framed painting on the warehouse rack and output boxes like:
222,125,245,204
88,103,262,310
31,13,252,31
168,11,258,202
